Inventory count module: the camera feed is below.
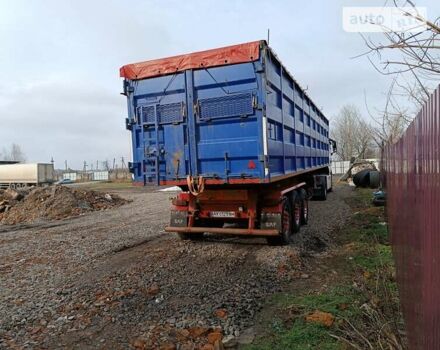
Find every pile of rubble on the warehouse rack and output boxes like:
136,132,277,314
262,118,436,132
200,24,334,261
0,186,128,225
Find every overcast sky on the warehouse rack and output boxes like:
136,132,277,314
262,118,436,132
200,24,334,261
1,0,439,169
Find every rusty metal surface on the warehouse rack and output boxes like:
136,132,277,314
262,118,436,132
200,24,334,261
384,85,440,350
164,226,279,236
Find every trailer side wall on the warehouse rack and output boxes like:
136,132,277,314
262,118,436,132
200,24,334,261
264,49,330,179
123,41,330,185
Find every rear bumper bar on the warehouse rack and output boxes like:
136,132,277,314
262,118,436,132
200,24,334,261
165,226,279,236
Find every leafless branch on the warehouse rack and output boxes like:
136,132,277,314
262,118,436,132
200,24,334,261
358,0,438,149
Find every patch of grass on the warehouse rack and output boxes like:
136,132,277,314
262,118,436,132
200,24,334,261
247,186,405,350
346,218,392,276
245,320,340,350
270,285,364,316
288,285,363,317
248,286,367,350
344,187,374,210
342,215,386,245
353,244,392,269
364,222,388,242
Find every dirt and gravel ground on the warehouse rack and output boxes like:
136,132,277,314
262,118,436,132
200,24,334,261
0,183,352,349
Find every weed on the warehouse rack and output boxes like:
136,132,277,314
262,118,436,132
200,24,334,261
246,186,405,350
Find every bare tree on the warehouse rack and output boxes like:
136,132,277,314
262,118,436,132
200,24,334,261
365,76,420,148
359,0,439,147
331,105,375,161
1,143,26,162
101,160,110,171
361,1,440,79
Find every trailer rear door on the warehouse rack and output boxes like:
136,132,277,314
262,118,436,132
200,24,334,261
130,73,188,185
130,61,263,185
190,62,263,181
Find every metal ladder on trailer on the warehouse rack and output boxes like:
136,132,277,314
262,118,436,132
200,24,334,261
140,105,160,185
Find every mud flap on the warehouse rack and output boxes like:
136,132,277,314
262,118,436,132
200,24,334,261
260,212,281,232
170,210,188,227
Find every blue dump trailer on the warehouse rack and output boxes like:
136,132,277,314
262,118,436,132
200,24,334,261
121,40,335,244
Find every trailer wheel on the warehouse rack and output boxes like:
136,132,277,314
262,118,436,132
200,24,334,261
299,189,309,225
266,196,293,246
319,186,327,201
291,191,301,233
282,198,293,243
177,233,204,241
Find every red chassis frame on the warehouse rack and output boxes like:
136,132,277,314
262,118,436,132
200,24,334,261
165,182,306,237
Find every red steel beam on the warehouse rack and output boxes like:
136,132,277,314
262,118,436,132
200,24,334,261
165,226,279,236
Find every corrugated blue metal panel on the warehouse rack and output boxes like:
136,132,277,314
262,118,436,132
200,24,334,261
264,48,330,177
193,62,262,181
124,42,330,185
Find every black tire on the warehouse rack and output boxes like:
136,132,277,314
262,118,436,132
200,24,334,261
359,173,370,187
353,169,370,187
369,170,380,188
299,189,309,225
291,191,301,233
177,233,204,241
317,185,327,201
266,236,283,246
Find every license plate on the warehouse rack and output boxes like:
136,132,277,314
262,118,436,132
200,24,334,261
210,211,236,218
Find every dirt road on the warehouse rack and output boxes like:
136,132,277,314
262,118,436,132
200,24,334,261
0,184,351,349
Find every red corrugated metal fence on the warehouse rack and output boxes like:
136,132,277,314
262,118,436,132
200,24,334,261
384,85,440,350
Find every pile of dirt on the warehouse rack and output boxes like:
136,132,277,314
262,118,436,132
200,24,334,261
0,186,129,225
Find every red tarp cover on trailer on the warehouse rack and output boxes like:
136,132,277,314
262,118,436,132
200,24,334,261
120,41,261,80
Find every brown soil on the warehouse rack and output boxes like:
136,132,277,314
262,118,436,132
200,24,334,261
0,186,129,225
